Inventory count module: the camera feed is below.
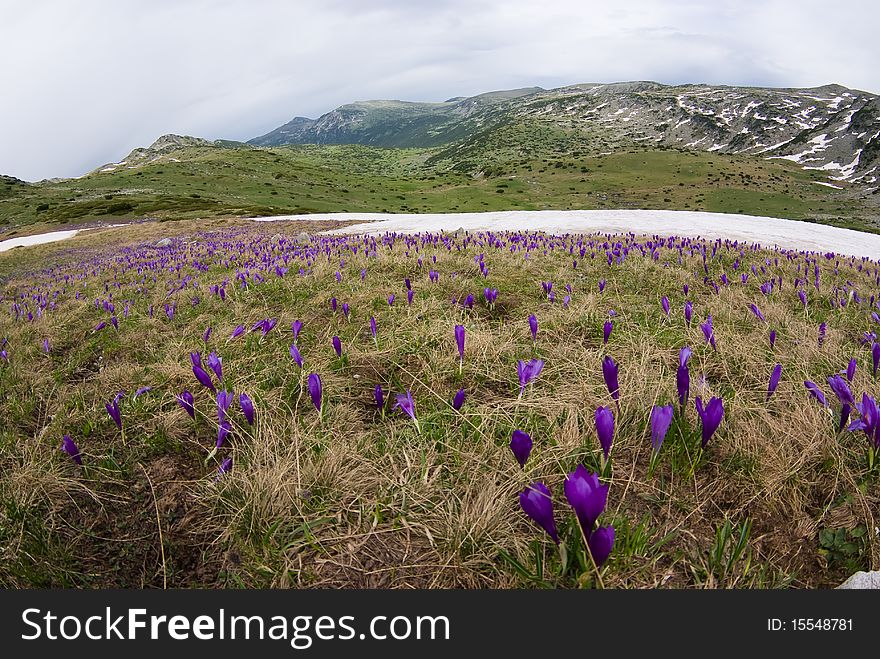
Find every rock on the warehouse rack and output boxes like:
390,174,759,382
837,571,880,589
294,232,311,243
155,238,172,247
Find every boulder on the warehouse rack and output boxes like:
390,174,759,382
837,571,880,589
155,238,172,247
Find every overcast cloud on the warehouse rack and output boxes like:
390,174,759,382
1,0,878,181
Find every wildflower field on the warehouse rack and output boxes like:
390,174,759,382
0,217,878,588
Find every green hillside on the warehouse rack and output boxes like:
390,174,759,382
1,140,875,233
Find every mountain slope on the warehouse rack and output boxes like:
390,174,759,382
252,82,880,189
249,88,544,148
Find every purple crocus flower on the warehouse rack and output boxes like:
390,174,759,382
519,481,559,544
216,418,231,448
818,322,827,347
661,296,670,316
603,320,613,345
694,396,724,448
684,300,693,326
289,343,303,368
230,324,245,339
598,279,606,293
176,390,195,418
528,314,538,342
42,338,50,353
332,335,342,357
330,297,338,313
407,289,414,306
203,326,212,343
370,316,377,342
846,358,857,383
454,324,465,366
848,393,879,448
700,315,716,351
190,351,202,368
509,430,532,467
307,373,323,414
388,294,395,307
767,364,782,400
342,302,350,319
206,351,222,382
677,347,692,409
217,457,232,478
769,329,777,349
874,342,880,377
216,389,234,423
798,289,807,307
588,525,615,567
105,398,122,430
134,386,151,398
292,319,303,342
239,392,255,425
516,358,544,397
192,363,216,392
828,375,855,408
452,388,466,411
804,380,828,407
394,390,420,431
749,304,765,322
374,384,384,411
601,355,620,403
61,434,82,465
563,465,608,538
649,404,674,453
595,406,615,458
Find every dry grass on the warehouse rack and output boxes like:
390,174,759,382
0,218,877,588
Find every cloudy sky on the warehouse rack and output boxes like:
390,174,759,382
1,0,878,181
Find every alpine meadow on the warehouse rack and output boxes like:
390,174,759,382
2,73,879,588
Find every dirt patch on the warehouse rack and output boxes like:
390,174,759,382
70,453,221,587
303,529,470,588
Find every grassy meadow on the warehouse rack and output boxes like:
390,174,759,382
2,140,876,234
1,217,877,588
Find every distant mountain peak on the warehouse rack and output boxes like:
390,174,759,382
247,81,879,188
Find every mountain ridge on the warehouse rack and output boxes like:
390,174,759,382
246,80,880,189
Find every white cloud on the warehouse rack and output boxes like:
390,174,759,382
0,0,877,180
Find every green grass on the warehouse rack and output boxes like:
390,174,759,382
1,137,875,232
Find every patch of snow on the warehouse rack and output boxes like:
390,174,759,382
0,230,81,252
835,107,859,132
851,166,877,182
829,149,863,180
251,210,880,260
771,133,834,163
757,138,795,154
741,100,762,117
813,181,843,189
